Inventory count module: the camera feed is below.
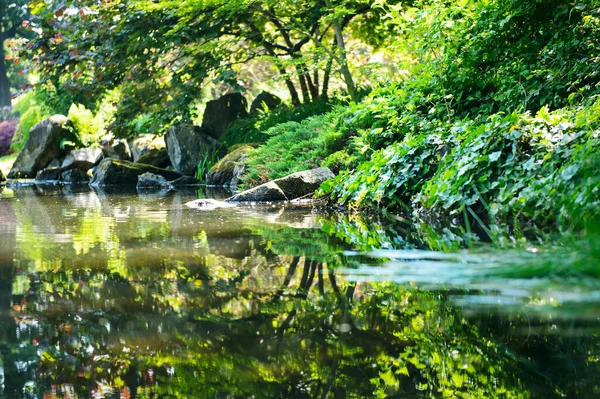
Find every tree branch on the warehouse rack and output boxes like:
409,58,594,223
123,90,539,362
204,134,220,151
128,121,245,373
1,20,22,42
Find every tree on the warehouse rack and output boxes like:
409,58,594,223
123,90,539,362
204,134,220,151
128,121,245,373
0,0,29,107
25,0,397,136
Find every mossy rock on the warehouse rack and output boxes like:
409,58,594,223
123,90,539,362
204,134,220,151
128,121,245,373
206,145,253,187
136,148,170,168
130,134,166,162
90,158,181,187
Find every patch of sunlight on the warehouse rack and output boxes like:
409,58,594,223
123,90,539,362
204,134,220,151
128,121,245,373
0,153,17,176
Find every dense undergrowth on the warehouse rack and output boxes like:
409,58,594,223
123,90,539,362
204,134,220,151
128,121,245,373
234,0,600,233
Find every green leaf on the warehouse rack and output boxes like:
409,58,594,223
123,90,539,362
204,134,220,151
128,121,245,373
489,151,501,162
561,165,579,181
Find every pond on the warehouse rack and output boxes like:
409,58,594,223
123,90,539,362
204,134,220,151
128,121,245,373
0,185,599,398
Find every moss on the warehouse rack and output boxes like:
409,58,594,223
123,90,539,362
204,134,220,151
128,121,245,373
207,145,253,186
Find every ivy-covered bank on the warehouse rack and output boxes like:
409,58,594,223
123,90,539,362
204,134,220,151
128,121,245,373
233,0,600,233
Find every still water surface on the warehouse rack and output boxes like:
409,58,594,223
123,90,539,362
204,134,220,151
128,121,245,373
0,185,599,398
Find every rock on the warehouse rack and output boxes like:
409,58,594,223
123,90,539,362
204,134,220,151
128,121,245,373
165,124,222,176
136,148,170,168
272,167,335,199
62,148,103,171
185,198,235,210
226,167,335,202
226,181,287,202
101,135,132,161
35,167,61,182
8,115,78,178
112,140,132,161
136,172,173,190
206,145,252,187
250,91,282,114
89,158,181,187
170,176,201,186
62,168,90,184
130,134,166,162
47,158,62,169
201,93,248,139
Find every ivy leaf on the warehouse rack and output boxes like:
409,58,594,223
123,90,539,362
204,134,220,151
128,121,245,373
561,165,579,181
489,151,501,162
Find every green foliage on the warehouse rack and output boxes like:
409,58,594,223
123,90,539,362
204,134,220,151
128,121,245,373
313,0,600,233
220,99,335,146
323,97,600,232
10,91,51,152
67,103,104,148
417,104,600,228
241,113,339,186
399,0,600,116
25,0,393,137
196,145,225,182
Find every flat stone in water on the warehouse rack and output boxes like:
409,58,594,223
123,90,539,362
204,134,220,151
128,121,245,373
185,198,235,210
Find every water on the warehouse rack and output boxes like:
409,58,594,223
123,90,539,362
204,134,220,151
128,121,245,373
0,185,599,398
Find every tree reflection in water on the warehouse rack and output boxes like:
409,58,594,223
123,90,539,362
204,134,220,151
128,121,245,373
0,186,598,398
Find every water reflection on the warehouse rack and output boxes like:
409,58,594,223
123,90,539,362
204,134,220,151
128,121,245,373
0,186,598,398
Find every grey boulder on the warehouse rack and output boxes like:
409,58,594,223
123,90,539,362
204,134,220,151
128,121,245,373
136,148,170,168
62,169,90,184
206,145,252,188
250,91,282,114
137,172,173,190
90,158,181,187
62,148,102,172
35,167,61,182
8,115,78,178
226,181,287,202
130,134,166,162
165,124,222,176
226,167,334,202
201,93,248,140
101,136,132,161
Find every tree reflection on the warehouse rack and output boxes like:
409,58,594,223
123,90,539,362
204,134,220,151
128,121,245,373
0,187,599,398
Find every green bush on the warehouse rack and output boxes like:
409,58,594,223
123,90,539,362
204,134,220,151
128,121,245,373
68,103,105,148
221,99,335,147
240,113,338,187
322,97,600,231
10,91,51,152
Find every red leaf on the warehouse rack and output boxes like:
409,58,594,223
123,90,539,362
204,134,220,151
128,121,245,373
54,4,67,17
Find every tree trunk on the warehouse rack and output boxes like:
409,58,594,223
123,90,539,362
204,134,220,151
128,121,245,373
325,0,358,102
260,38,301,106
274,59,301,107
0,44,12,107
294,58,311,103
322,58,333,99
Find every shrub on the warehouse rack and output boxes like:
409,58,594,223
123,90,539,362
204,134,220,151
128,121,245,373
10,91,51,152
68,103,105,147
221,98,335,147
240,114,338,187
0,121,18,156
322,97,600,231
